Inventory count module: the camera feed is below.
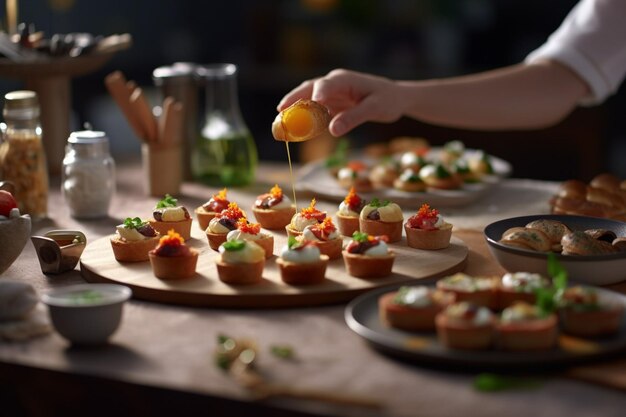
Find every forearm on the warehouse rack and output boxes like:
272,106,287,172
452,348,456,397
397,61,589,130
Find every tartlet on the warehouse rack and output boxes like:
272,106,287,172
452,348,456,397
276,237,329,285
110,217,159,262
342,232,395,278
206,202,247,251
337,161,373,193
399,150,427,172
393,168,427,192
252,184,296,230
452,159,481,183
440,140,465,165
469,151,495,176
404,203,452,250
149,230,198,280
498,272,551,309
369,160,399,188
496,302,558,351
226,218,274,259
148,194,192,241
379,286,455,331
359,199,403,243
301,217,343,260
419,163,462,190
195,188,230,231
216,239,266,285
436,273,499,310
335,187,365,237
558,286,624,337
435,302,495,350
286,198,326,237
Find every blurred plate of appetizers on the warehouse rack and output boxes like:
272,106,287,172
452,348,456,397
297,138,512,209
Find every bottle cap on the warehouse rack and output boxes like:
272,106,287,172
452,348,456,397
68,130,108,145
3,90,40,120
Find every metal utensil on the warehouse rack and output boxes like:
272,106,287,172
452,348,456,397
31,230,86,274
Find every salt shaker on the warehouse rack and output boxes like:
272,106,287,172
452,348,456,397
61,130,115,219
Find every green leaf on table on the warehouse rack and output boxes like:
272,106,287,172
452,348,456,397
156,194,178,208
473,373,543,392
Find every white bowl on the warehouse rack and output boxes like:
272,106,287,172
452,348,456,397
0,209,31,274
484,214,626,286
42,284,131,345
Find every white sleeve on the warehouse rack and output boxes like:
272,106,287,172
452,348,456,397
525,0,626,105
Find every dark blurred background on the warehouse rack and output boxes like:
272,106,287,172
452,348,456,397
2,0,625,181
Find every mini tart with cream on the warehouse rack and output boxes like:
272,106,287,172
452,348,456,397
276,237,329,285
149,230,198,280
337,161,373,193
301,217,343,260
379,286,455,331
207,202,247,251
195,188,230,231
453,159,481,183
436,273,499,310
252,184,296,230
393,168,427,192
399,150,427,171
343,232,395,278
440,140,465,165
469,151,495,176
149,194,192,241
496,302,558,351
359,198,403,243
110,217,160,262
369,159,399,188
335,187,365,237
226,218,274,259
286,198,326,237
419,163,462,190
216,239,266,285
405,203,452,250
558,286,624,337
498,272,551,309
435,302,495,350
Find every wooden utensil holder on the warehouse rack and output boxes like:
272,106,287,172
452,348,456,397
141,143,182,197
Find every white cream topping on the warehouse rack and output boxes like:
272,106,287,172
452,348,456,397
290,213,320,231
337,201,359,217
269,196,293,210
501,272,547,292
338,167,367,181
440,273,495,291
208,217,231,234
227,229,262,241
418,164,436,181
219,240,265,264
360,203,403,222
500,303,542,322
395,286,431,308
363,240,389,257
160,206,187,222
445,302,493,326
400,152,422,168
280,244,321,263
116,225,149,241
302,225,340,242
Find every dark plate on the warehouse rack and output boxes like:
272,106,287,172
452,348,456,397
345,284,626,370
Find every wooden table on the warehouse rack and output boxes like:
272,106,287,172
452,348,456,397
1,161,625,417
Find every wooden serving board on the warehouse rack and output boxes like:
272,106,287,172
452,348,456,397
80,223,468,308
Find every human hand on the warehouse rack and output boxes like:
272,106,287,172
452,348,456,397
277,69,403,137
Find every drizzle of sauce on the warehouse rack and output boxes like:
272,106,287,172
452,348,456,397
285,142,298,211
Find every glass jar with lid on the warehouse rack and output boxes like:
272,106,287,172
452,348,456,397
0,90,48,218
61,130,115,219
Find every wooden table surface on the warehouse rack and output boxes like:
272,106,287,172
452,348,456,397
1,161,626,417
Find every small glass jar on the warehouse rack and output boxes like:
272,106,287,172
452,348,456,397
61,130,115,219
0,90,48,218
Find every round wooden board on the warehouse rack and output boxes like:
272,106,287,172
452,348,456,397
80,223,468,308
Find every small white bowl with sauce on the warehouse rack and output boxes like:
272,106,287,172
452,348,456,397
42,283,131,345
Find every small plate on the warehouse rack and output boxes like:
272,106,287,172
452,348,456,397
484,215,626,285
297,148,512,209
345,284,626,370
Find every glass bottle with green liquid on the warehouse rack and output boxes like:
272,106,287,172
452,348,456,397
192,64,257,186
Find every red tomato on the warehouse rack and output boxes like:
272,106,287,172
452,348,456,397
0,190,18,217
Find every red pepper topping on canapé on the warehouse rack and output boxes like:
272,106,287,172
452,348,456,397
407,204,440,231
343,187,364,212
153,230,192,257
300,198,326,222
346,160,367,172
215,202,246,231
236,217,261,235
203,188,230,213
345,232,389,254
255,184,285,209
309,217,337,240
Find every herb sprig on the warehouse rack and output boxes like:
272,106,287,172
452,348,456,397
156,194,178,208
368,198,390,208
123,217,146,229
535,253,568,316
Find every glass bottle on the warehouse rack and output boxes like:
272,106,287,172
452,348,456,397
61,130,116,219
192,64,258,186
0,90,48,218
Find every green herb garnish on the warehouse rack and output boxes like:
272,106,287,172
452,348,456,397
270,345,295,359
368,198,390,208
222,240,246,251
287,235,302,250
473,373,543,392
352,231,370,243
392,286,410,304
435,163,451,179
535,253,568,316
123,217,145,229
480,152,494,174
156,194,178,208
324,138,349,168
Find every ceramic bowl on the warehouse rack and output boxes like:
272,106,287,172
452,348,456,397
41,283,131,345
0,209,32,274
484,214,626,285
